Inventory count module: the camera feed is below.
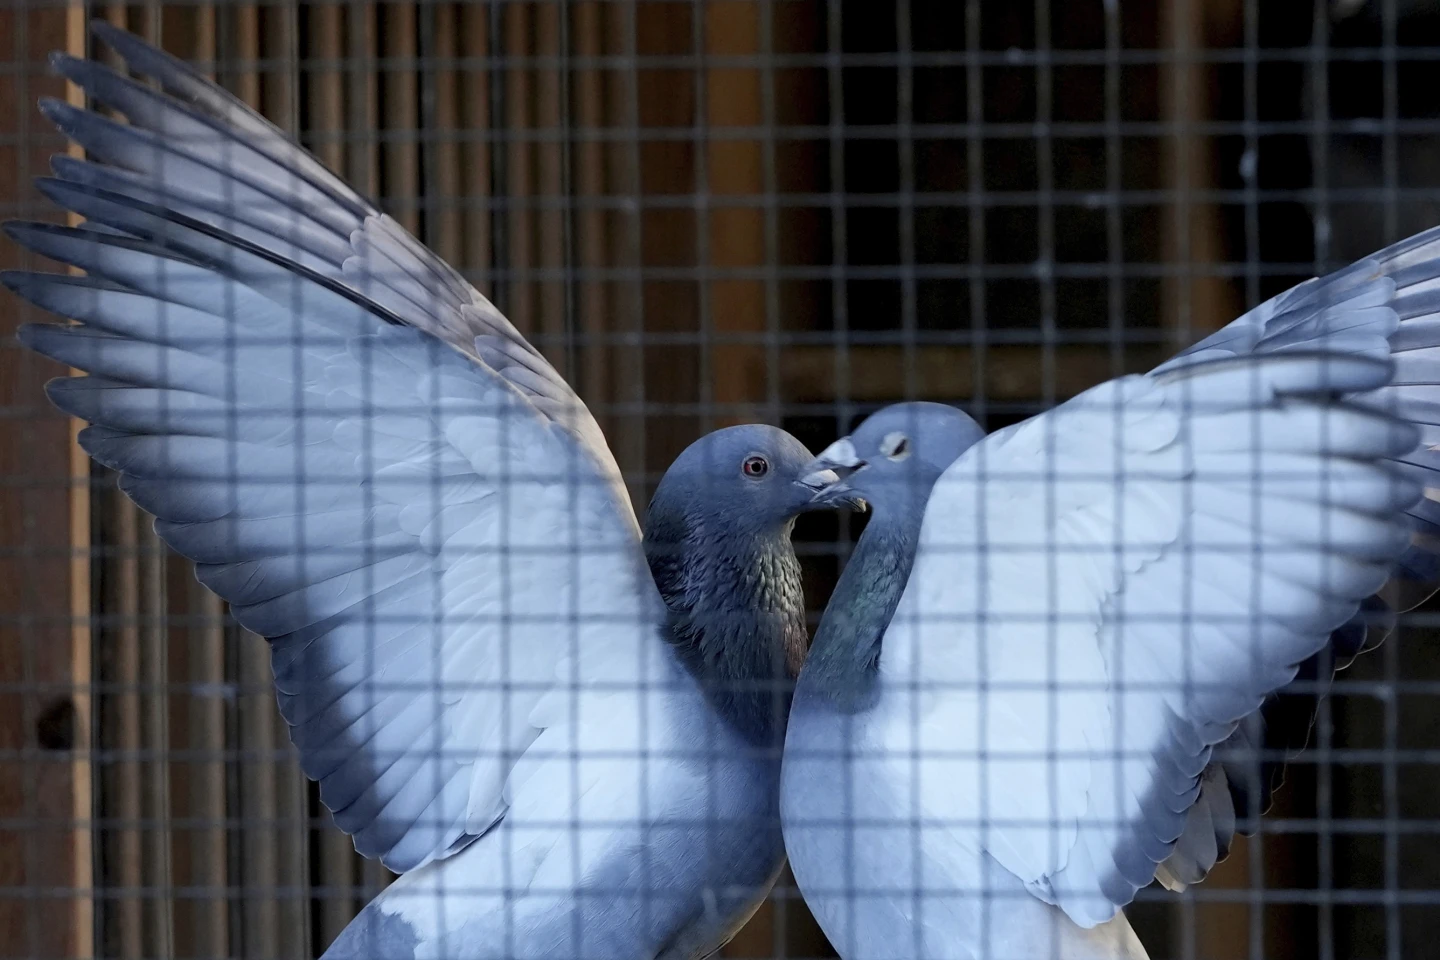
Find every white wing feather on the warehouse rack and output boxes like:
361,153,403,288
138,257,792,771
1149,226,1440,890
879,353,1420,926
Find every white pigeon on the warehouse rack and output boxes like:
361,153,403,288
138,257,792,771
783,227,1440,959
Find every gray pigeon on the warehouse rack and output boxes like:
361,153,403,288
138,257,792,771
4,23,857,960
784,229,1440,959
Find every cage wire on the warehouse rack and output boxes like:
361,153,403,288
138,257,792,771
2,0,1440,959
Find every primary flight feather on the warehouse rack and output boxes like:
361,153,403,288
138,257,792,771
6,23,858,960
784,227,1440,960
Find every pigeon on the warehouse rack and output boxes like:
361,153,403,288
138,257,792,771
3,22,859,960
782,227,1440,960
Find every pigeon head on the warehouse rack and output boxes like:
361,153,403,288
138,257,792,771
644,424,858,742
797,404,986,713
805,402,985,518
651,423,864,534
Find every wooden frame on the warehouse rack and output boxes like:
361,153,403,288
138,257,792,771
0,3,93,958
0,3,1267,959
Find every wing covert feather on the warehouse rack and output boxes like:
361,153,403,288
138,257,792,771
881,353,1420,925
6,24,664,875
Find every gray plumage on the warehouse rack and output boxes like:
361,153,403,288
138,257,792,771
785,234,1440,959
5,23,848,960
645,427,834,743
799,403,985,713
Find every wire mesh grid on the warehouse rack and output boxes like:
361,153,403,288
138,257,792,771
2,1,1440,959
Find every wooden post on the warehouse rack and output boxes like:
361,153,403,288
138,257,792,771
1156,2,1265,958
0,2,93,957
1159,0,1242,350
382,3,420,236
704,1,769,429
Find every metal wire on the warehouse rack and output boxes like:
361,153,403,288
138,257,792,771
3,1,1440,959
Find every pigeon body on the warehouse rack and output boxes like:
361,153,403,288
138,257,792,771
318,427,833,960
6,24,845,960
784,231,1440,959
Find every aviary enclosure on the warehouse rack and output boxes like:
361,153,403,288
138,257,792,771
1,1,1439,958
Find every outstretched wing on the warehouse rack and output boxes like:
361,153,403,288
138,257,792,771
44,21,630,517
6,28,661,876
881,351,1423,926
1147,227,1440,889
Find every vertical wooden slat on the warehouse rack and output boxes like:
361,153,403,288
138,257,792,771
535,1,567,372
633,0,700,472
102,476,144,960
1157,1,1251,957
598,0,646,501
165,562,228,960
429,3,463,264
382,2,420,234
308,3,346,174
347,4,380,198
0,2,94,953
316,815,359,951
704,0,767,430
232,7,261,110
90,11,148,932
1158,0,1240,349
459,3,492,285
261,4,297,132
91,18,146,958
139,14,175,943
505,2,536,334
140,516,173,960
65,0,96,945
571,0,622,471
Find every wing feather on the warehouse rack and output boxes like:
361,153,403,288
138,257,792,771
1148,225,1440,881
883,352,1422,925
46,24,627,511
6,24,664,874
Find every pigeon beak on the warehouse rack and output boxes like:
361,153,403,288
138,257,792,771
798,438,869,512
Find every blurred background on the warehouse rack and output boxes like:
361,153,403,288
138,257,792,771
3,0,1440,958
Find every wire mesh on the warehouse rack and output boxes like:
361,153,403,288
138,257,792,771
1,1,1439,959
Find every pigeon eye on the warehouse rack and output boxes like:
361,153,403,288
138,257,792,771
882,432,911,461
741,455,769,479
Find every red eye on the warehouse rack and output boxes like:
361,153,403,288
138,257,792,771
742,455,769,479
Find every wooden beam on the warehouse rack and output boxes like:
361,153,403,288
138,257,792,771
501,0,537,340
780,343,1164,405
1159,0,1242,349
571,0,623,486
381,2,420,235
1155,1,1258,957
427,3,463,265
307,4,346,175
347,4,380,200
705,0,769,429
459,2,493,280
0,3,93,958
64,2,95,945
